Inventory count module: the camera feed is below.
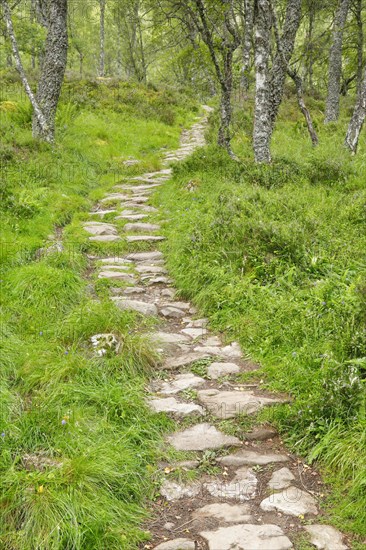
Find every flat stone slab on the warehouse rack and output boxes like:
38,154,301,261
154,373,205,395
112,298,158,316
164,352,211,370
154,540,195,550
146,276,172,285
200,524,293,550
89,209,117,217
151,332,190,344
181,328,207,339
119,183,161,191
197,389,283,419
148,397,203,416
260,486,318,517
126,251,163,261
136,265,167,274
98,271,135,282
122,195,149,203
124,222,161,232
99,257,132,264
98,264,130,270
160,479,201,501
218,450,289,467
192,503,252,524
243,427,278,441
204,467,258,502
126,235,165,243
101,193,131,202
304,525,347,550
123,287,145,295
167,423,241,451
116,214,147,221
207,362,240,379
89,235,121,242
268,467,295,490
84,222,118,236
160,306,186,318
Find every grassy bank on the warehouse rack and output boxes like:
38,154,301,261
0,78,197,548
156,97,366,544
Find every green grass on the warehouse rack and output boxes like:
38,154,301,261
0,78,198,548
156,95,366,545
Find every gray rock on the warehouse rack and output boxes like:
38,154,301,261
161,288,175,298
205,467,258,502
260,486,318,517
243,427,278,441
126,251,163,261
98,271,135,282
116,214,147,221
200,524,293,550
136,265,167,274
160,479,201,501
154,373,205,395
84,221,118,234
268,468,295,490
124,222,161,232
304,525,347,550
167,423,241,451
122,195,149,203
207,362,240,379
112,298,158,316
89,235,121,242
100,193,131,203
98,264,130,270
126,235,165,243
146,276,172,285
218,450,289,467
185,318,209,328
154,538,195,550
197,389,284,419
89,209,116,217
193,503,252,524
99,257,132,264
150,332,190,344
148,397,203,416
164,352,211,370
181,328,207,339
160,306,186,319
163,521,175,530
123,286,145,295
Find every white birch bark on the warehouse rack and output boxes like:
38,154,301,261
345,66,366,153
99,0,106,77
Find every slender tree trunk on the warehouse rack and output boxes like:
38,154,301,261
32,0,68,142
99,0,106,77
268,0,302,131
288,69,319,146
345,65,366,152
30,0,36,69
241,0,254,92
3,0,49,139
306,1,316,92
355,0,363,96
218,51,234,154
253,0,272,163
325,0,350,123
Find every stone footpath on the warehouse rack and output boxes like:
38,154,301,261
85,107,348,550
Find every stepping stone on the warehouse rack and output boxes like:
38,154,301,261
98,264,129,271
101,193,130,202
136,265,167,274
123,195,149,203
99,257,132,264
218,450,289,467
160,306,186,318
150,332,190,344
205,467,258,502
89,209,116,217
124,223,161,232
123,287,145,295
112,298,158,316
146,276,172,285
89,235,121,242
123,205,158,213
160,479,201,501
197,389,283,419
167,423,240,451
192,503,252,524
304,525,347,550
119,184,161,191
148,397,203,416
115,214,147,221
181,328,207,339
126,251,163,261
243,427,278,441
164,352,211,370
154,540,195,550
161,288,175,298
83,222,118,236
154,373,205,395
185,318,209,328
207,362,240,379
260,486,318,517
98,271,135,282
166,301,191,310
200,524,293,550
126,235,165,243
268,468,295,490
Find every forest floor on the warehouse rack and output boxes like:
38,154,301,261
1,81,365,549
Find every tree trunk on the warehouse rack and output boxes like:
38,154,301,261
325,0,350,123
268,0,302,131
345,65,366,152
306,1,316,93
253,0,272,163
99,0,106,77
288,69,319,146
241,0,254,92
32,0,68,142
218,51,234,154
355,0,363,96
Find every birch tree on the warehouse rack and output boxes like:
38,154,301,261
240,0,254,92
2,0,68,143
99,0,106,77
345,65,366,152
325,0,350,122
